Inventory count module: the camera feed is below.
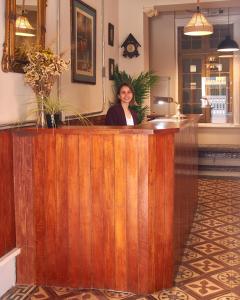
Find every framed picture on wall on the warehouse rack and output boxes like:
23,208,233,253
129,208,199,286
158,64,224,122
109,58,115,80
108,23,114,46
71,0,96,84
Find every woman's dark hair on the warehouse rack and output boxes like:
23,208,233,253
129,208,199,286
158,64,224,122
116,82,135,104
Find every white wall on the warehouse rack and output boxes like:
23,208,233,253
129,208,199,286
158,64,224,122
198,126,240,145
59,0,119,116
0,258,16,297
0,0,119,125
118,0,199,76
118,0,145,76
0,249,20,298
149,13,176,115
118,0,229,77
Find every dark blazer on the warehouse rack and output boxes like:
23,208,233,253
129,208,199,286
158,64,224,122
105,104,138,126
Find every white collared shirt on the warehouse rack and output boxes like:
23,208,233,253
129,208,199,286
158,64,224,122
126,115,134,125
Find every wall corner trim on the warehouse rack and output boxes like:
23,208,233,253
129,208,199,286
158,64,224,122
0,248,21,267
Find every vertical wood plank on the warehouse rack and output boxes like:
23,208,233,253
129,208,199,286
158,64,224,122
55,133,69,285
13,135,25,282
148,135,156,292
44,134,57,285
67,134,80,287
126,135,139,292
34,133,46,285
138,135,149,293
163,134,174,287
0,133,4,255
154,134,165,289
91,135,104,288
78,134,92,287
0,131,15,257
103,135,116,289
14,134,35,284
114,135,127,290
24,136,36,283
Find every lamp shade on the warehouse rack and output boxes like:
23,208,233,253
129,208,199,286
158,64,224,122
154,96,174,104
184,8,213,36
217,35,239,52
15,14,35,37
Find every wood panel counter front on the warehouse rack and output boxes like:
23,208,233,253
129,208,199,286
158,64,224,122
13,117,198,294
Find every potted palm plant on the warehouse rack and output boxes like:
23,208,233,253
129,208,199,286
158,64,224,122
113,66,159,123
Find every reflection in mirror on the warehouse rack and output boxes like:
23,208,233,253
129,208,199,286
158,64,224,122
16,0,36,37
1,0,46,73
14,0,37,71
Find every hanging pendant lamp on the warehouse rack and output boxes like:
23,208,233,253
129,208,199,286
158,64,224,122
15,0,35,37
184,0,213,36
217,8,239,52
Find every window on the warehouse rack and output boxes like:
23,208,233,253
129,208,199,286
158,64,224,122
178,25,233,123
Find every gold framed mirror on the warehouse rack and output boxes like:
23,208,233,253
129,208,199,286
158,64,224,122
1,0,47,73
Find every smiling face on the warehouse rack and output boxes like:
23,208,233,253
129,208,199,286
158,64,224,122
118,85,133,105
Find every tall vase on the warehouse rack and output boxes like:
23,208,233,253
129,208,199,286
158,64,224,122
37,95,46,128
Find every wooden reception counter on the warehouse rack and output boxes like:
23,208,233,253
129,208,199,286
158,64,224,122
12,117,198,294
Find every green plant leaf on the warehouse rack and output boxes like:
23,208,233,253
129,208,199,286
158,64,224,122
25,97,92,126
113,66,159,123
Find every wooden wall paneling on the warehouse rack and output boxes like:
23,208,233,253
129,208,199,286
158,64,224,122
5,132,16,254
154,134,165,289
67,134,81,287
78,134,92,287
162,133,175,287
55,133,69,285
103,135,116,289
126,135,139,293
11,119,198,293
44,134,58,285
174,127,188,269
193,122,199,213
114,134,127,291
14,134,35,284
153,133,175,289
137,135,149,293
0,135,4,255
173,122,198,273
0,131,15,258
12,135,23,279
148,135,156,292
91,135,105,288
34,133,47,285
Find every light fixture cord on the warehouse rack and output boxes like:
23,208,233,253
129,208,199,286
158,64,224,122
22,0,26,14
197,0,200,11
174,10,178,105
228,7,230,35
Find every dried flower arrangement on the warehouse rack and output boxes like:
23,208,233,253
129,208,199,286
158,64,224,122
23,47,90,128
24,46,69,98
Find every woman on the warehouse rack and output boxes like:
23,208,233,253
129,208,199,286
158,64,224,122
105,83,138,125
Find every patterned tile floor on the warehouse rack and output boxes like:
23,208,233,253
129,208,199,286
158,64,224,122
1,178,240,300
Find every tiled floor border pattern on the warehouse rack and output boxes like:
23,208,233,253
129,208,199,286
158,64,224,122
1,178,240,299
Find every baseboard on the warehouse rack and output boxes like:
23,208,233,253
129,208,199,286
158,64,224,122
0,248,21,297
198,145,240,178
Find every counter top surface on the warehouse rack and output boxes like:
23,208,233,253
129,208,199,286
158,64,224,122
11,116,199,136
